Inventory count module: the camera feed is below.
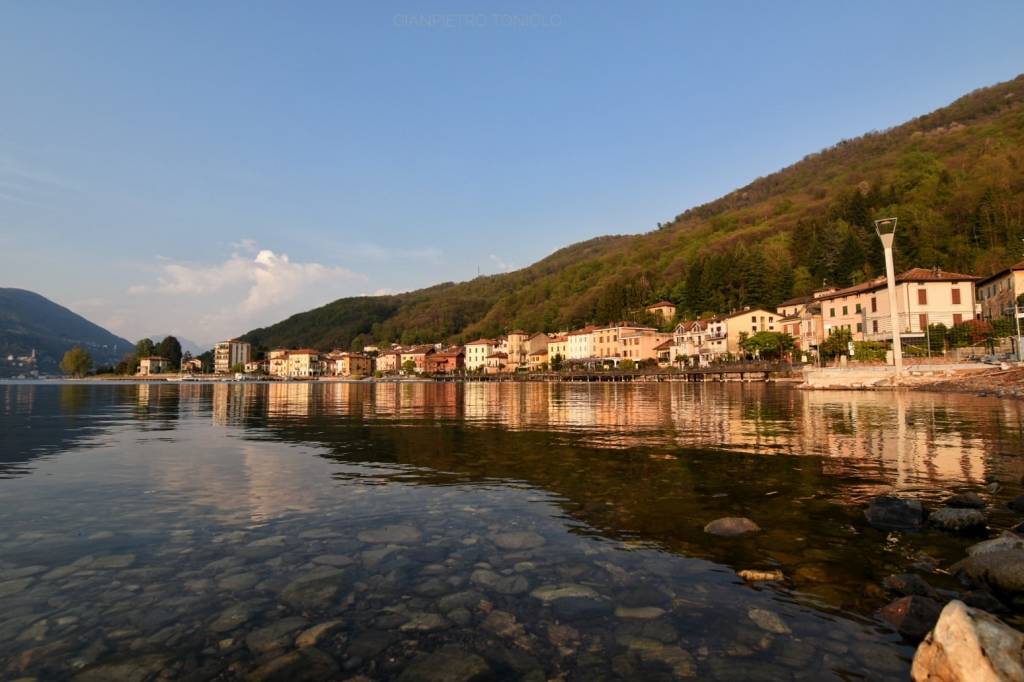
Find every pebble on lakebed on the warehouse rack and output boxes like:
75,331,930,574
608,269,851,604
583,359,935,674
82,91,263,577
703,517,761,536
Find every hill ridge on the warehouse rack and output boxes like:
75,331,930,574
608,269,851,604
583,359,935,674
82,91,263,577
241,74,1024,352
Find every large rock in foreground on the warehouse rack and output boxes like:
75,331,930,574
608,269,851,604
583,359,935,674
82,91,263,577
703,517,761,536
912,600,1024,681
865,496,927,531
954,549,1024,594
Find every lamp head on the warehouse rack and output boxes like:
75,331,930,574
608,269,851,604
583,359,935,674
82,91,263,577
874,217,897,237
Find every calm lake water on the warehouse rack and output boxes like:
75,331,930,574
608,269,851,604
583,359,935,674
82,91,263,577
1,381,1023,681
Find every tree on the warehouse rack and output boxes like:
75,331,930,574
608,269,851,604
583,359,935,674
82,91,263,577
674,353,687,369
229,363,245,374
156,336,183,369
135,338,156,358
739,331,795,360
60,346,93,377
619,359,636,371
819,328,853,361
550,353,564,372
402,359,417,374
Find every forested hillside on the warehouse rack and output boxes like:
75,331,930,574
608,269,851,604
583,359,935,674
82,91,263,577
242,75,1024,352
0,288,133,373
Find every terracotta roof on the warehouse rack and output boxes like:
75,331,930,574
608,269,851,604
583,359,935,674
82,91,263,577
778,294,814,307
816,268,979,302
465,338,497,346
549,334,568,342
654,339,674,350
487,351,508,359
567,326,597,336
404,345,435,354
289,348,320,354
647,300,676,308
976,260,1024,286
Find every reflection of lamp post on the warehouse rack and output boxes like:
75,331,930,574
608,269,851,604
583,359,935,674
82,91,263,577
875,218,903,379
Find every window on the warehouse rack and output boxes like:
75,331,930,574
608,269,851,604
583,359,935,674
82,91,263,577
951,288,961,305
855,303,862,313
872,320,879,333
871,297,877,313
856,323,863,332
830,308,836,318
842,306,848,316
918,289,927,305
919,313,928,330
953,313,963,325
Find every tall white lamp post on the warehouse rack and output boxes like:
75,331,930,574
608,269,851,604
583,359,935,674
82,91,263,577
875,218,903,379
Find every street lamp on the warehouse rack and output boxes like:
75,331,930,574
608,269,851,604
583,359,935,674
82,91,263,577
875,217,904,379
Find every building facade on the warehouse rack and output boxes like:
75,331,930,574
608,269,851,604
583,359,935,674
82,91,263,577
214,340,252,374
465,339,497,371
139,356,169,375
976,260,1024,321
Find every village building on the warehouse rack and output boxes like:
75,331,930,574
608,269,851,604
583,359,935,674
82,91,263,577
268,349,289,377
138,356,169,375
645,300,677,321
374,349,401,374
976,260,1024,321
324,351,372,378
504,331,530,369
655,338,675,367
244,359,268,374
464,338,497,371
618,329,672,363
424,348,465,374
214,339,252,374
180,357,204,373
566,326,596,360
277,349,320,378
547,335,568,364
527,348,548,371
815,268,979,343
400,345,435,373
592,323,657,364
484,351,508,374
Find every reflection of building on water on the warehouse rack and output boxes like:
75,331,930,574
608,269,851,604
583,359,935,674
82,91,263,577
192,381,1023,489
266,382,313,418
2,383,35,414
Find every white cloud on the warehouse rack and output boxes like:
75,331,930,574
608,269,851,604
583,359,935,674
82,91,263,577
126,246,366,342
488,254,515,273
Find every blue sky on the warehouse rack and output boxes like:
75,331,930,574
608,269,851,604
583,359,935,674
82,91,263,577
2,1,1022,345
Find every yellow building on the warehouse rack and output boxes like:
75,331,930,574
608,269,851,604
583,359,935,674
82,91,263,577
976,260,1024,321
645,300,677,321
285,349,321,378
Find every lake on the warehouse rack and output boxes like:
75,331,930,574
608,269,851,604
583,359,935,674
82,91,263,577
1,381,1022,680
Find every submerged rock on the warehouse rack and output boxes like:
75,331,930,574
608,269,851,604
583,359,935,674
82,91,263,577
865,496,926,531
280,567,347,609
703,517,761,536
747,607,791,635
530,583,599,602
246,616,309,653
397,646,491,682
1006,495,1024,513
75,653,169,682
954,549,1024,594
882,574,939,600
295,619,344,648
879,596,942,641
911,600,1024,681
945,492,985,509
470,569,529,595
929,508,986,533
357,525,421,544
491,531,545,550
967,532,1024,556
248,647,339,682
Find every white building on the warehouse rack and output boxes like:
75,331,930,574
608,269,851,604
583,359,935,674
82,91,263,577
214,339,252,374
464,338,497,371
566,326,597,360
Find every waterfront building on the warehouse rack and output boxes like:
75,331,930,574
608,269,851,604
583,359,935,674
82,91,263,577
400,345,435,373
976,260,1024,321
138,356,169,375
504,331,530,369
268,349,289,377
375,349,401,374
618,329,672,363
816,268,979,342
566,326,596,360
592,323,657,364
547,334,568,364
645,300,677,321
425,348,465,374
464,338,497,371
285,349,321,378
214,339,252,374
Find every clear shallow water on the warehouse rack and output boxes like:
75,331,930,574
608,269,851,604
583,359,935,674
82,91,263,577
1,381,1023,680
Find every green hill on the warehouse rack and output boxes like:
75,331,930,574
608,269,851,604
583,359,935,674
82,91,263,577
242,74,1024,352
0,288,133,374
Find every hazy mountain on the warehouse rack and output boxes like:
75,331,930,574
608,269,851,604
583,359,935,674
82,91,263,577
241,75,1024,351
0,288,133,374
